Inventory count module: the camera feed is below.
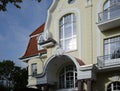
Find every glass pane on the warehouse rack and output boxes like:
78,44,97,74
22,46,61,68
64,14,71,24
60,19,63,26
60,40,64,49
59,75,65,88
58,65,77,89
104,44,109,55
60,26,63,39
72,37,77,50
59,13,76,52
64,24,72,38
32,64,37,75
104,1,109,10
73,14,76,22
65,39,72,51
73,22,76,35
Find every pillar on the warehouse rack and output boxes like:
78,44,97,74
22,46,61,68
44,84,49,91
78,80,83,91
87,79,92,91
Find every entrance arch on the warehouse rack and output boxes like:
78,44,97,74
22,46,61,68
41,54,85,90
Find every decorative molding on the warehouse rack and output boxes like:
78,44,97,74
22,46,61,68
43,30,52,41
109,75,120,81
44,0,59,32
53,47,65,56
112,75,120,81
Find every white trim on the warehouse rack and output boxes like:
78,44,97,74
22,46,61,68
21,55,39,62
41,54,81,79
30,34,40,38
41,42,55,48
80,64,93,71
96,0,103,57
44,0,59,32
54,8,81,58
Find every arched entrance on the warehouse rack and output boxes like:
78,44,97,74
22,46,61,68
37,54,85,91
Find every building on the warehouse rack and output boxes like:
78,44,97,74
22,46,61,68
20,0,120,91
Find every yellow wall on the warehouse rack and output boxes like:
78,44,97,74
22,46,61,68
27,0,120,89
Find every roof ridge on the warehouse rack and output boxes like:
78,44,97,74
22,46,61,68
30,23,45,37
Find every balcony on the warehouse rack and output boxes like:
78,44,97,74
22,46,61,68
97,3,120,31
97,53,120,68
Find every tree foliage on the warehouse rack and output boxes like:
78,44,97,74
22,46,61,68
0,0,41,11
0,60,28,90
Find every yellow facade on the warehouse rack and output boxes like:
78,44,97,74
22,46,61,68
21,0,120,91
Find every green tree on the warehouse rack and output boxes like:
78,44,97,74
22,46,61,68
0,0,41,11
12,68,28,89
0,60,28,90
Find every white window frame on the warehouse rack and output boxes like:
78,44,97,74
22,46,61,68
59,13,77,52
58,64,77,89
37,34,44,50
31,63,37,76
104,36,120,60
103,0,120,20
107,81,120,91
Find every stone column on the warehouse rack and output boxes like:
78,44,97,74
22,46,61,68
78,80,83,91
87,79,92,91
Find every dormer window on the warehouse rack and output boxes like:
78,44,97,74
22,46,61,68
37,34,44,50
37,31,56,49
38,34,44,43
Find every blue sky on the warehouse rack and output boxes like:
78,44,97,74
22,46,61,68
0,0,52,67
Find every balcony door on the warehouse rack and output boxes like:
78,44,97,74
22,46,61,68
103,0,120,21
104,36,120,60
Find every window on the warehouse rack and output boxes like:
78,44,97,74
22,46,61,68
37,34,44,50
103,0,120,20
32,63,37,76
59,64,77,89
68,0,75,4
107,81,120,91
104,36,120,60
59,13,77,52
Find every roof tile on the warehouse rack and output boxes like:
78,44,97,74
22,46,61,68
20,23,46,59
30,23,45,37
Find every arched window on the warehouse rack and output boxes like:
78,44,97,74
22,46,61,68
107,81,120,91
103,0,120,20
59,13,77,52
59,64,77,89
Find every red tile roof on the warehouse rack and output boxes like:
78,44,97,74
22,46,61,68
75,58,85,66
20,23,46,59
30,23,45,37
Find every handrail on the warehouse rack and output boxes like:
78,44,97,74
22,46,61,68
97,53,120,67
98,3,120,23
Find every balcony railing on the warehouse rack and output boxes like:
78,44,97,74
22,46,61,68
97,53,120,68
98,3,120,23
